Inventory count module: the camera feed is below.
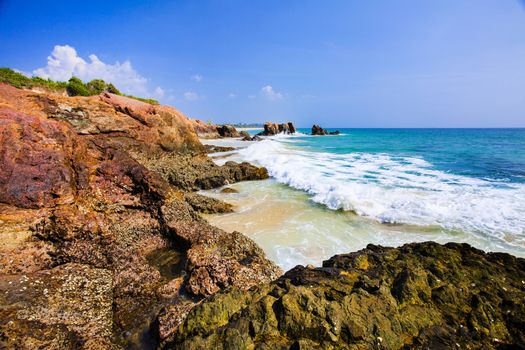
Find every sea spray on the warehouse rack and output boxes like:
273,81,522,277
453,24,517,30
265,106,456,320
238,138,525,249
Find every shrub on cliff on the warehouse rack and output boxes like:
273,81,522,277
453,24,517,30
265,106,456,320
1,67,157,104
0,68,33,88
66,76,91,96
31,76,67,90
0,68,67,91
85,79,121,95
106,82,121,94
86,79,107,94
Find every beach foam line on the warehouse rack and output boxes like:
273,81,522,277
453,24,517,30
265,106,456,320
239,139,525,247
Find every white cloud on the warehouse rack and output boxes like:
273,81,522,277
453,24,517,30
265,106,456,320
153,87,165,98
228,93,237,99
191,74,203,82
33,44,163,98
261,85,284,100
184,91,199,101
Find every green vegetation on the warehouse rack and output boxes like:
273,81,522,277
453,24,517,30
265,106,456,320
66,77,91,96
123,94,159,105
0,67,158,105
86,79,107,94
0,68,67,90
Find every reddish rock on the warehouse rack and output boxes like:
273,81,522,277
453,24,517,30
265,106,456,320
0,82,280,349
192,119,219,137
0,107,88,209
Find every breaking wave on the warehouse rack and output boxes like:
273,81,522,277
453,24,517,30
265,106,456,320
239,139,525,248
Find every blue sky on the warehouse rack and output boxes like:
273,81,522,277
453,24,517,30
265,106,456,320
1,0,525,127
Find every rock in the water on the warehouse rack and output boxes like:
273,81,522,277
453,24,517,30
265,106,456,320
263,122,279,135
258,122,296,136
220,187,239,193
239,131,251,141
251,135,263,141
149,155,269,191
312,124,327,135
287,121,296,134
204,144,236,153
312,124,340,136
166,242,525,349
216,124,239,137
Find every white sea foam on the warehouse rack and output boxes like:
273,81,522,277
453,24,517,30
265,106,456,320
238,139,525,249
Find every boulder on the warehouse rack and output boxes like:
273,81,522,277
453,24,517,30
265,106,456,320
287,121,296,134
147,155,269,191
220,187,239,194
193,119,220,138
311,124,328,135
166,242,525,349
258,121,296,136
312,124,340,136
204,145,236,153
263,122,279,135
216,124,239,137
184,192,233,214
239,130,252,141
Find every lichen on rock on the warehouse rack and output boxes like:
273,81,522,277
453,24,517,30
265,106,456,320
166,242,525,349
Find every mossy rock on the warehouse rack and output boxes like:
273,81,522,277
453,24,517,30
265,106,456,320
164,242,525,349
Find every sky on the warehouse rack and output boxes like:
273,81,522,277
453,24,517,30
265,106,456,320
1,0,525,127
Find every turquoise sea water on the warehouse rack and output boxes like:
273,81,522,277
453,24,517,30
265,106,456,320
204,129,525,269
292,128,525,184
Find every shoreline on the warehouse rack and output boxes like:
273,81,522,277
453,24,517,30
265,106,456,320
1,84,524,348
199,135,525,270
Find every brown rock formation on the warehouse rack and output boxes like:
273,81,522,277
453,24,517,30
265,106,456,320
192,119,219,138
216,124,239,137
239,130,251,141
287,121,296,134
312,124,328,135
0,83,280,349
312,124,340,135
258,121,296,136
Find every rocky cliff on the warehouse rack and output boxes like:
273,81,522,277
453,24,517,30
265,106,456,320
0,83,280,349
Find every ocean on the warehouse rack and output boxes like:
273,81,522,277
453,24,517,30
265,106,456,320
201,128,525,271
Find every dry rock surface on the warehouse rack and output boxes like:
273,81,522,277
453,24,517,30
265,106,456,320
0,83,280,349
